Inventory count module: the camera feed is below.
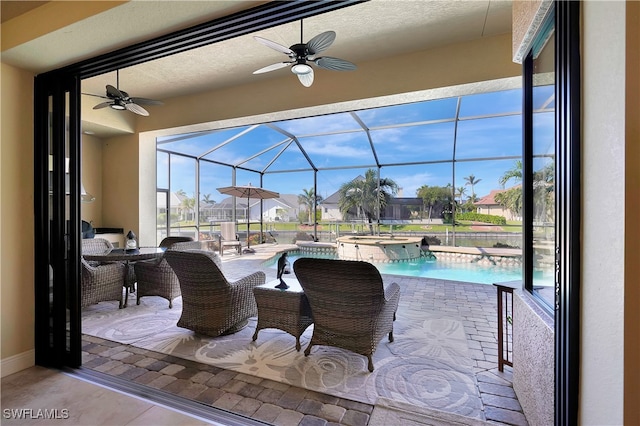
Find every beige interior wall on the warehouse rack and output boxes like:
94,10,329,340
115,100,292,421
80,134,103,227
101,134,139,238
0,63,36,361
624,2,640,424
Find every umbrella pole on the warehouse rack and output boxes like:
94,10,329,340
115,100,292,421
244,195,255,253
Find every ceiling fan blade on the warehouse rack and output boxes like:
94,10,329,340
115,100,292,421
297,68,314,87
253,36,294,55
106,84,124,99
93,101,112,110
306,31,336,55
314,56,357,71
253,62,291,74
125,102,149,116
83,93,109,99
130,97,163,106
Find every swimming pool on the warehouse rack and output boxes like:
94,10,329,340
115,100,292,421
265,251,524,285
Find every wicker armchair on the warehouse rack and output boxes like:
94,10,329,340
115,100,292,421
81,258,125,308
81,237,136,289
293,258,401,372
164,250,265,336
82,237,113,257
134,237,203,308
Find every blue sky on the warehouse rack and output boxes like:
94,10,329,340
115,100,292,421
158,87,554,203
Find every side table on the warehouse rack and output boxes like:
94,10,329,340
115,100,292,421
252,278,313,351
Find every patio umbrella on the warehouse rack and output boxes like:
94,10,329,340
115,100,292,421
217,184,280,253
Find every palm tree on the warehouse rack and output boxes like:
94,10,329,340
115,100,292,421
456,186,467,205
298,188,323,224
499,160,523,188
201,193,214,205
495,188,522,218
181,194,196,222
464,174,482,200
338,169,398,234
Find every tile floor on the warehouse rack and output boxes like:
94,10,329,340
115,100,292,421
1,244,529,426
1,366,214,425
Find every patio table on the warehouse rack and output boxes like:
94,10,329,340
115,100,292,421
252,278,313,351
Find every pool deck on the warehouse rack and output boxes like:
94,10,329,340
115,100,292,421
427,245,522,257
216,243,527,425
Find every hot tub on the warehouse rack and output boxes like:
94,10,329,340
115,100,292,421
336,235,423,263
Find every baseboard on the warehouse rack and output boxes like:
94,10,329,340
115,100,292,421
1,350,35,378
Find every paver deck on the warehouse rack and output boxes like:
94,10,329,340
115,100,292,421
82,243,528,425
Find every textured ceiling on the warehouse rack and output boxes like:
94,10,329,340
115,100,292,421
80,0,512,101
1,1,512,102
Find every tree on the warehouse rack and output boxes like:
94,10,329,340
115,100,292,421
496,162,524,218
298,188,323,224
180,194,196,221
456,186,467,205
499,160,523,188
495,188,522,218
464,174,482,200
201,193,214,205
416,184,452,221
338,169,398,234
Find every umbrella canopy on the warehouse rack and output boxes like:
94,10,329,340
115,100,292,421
216,184,280,253
217,184,279,200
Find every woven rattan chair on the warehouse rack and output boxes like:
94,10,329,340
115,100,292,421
218,222,242,256
81,257,125,308
164,250,265,336
82,237,113,257
293,258,401,372
82,237,136,290
134,237,200,308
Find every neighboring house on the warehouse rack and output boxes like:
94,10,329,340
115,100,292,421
157,191,190,220
474,188,521,221
319,181,423,222
204,194,301,223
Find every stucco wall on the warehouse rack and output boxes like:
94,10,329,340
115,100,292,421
512,291,554,426
0,63,36,374
581,2,628,424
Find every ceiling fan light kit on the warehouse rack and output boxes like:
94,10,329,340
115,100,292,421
84,70,163,116
253,20,356,87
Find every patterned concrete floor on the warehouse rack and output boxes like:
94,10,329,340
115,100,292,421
82,244,529,426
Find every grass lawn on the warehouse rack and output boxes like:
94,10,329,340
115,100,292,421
185,220,523,234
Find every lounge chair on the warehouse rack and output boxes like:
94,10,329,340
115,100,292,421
218,222,242,256
164,250,265,336
293,257,400,372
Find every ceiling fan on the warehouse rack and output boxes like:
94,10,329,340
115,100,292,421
253,20,356,87
84,70,163,116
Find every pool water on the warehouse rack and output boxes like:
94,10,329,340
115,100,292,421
266,251,523,285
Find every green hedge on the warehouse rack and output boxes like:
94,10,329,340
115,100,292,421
456,212,507,225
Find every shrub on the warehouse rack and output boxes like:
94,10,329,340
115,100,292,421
493,242,520,249
456,212,507,225
421,235,442,246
